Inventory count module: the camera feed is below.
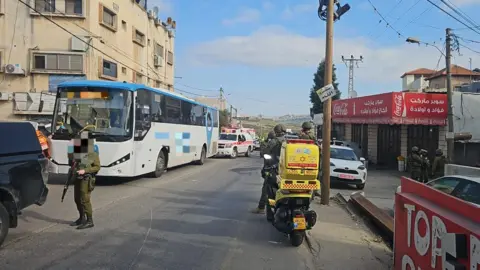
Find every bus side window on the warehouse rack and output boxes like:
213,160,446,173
135,89,152,139
151,93,165,123
191,104,205,126
181,100,193,125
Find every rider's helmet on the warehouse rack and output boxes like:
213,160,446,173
301,121,313,130
435,149,443,156
267,131,275,140
411,146,419,153
273,124,287,136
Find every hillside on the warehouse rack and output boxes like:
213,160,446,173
239,118,301,138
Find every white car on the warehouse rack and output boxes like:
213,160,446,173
396,175,480,207
329,145,367,190
216,133,254,158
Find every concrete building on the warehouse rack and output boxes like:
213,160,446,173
401,68,435,92
194,97,226,111
0,0,175,120
426,65,480,91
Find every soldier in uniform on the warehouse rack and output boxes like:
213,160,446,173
419,149,430,183
251,124,287,214
260,131,275,157
69,131,101,230
408,146,423,182
299,121,316,140
431,149,446,179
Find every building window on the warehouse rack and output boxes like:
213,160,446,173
35,0,55,13
121,67,127,74
65,0,82,15
33,53,83,73
155,43,164,58
135,73,143,84
133,28,145,46
101,59,117,79
155,80,162,88
99,4,117,31
167,51,173,65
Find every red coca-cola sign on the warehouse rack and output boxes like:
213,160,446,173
332,92,447,125
332,102,348,116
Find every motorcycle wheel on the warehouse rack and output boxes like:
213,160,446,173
290,231,305,247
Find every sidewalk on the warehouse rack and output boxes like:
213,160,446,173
307,196,393,270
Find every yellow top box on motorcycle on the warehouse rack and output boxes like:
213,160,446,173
278,139,319,181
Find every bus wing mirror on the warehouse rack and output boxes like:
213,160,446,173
38,100,44,113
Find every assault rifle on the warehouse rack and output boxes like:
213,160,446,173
61,161,77,202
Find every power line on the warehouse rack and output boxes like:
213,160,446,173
366,0,406,38
372,0,421,40
40,0,168,81
17,0,171,85
458,43,480,55
175,83,217,92
442,0,480,31
424,0,480,36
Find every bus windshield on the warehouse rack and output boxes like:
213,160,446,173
51,87,133,141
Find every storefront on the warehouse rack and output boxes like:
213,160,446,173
332,92,448,168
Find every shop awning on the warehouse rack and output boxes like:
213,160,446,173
332,92,447,125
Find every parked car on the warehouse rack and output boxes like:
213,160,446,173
0,122,50,247
329,145,367,189
396,175,480,207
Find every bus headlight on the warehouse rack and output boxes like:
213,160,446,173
106,153,131,167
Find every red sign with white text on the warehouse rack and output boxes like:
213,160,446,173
394,177,480,270
332,92,447,125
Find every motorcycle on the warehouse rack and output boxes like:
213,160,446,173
263,139,320,247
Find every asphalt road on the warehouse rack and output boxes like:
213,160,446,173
330,168,402,216
0,156,315,270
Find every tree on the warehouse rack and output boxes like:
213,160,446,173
309,60,341,114
219,109,230,127
473,68,480,73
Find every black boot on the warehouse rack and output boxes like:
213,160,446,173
70,215,85,226
77,217,94,230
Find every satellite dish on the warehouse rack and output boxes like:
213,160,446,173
349,90,358,98
153,6,159,17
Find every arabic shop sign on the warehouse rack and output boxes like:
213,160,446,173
399,203,480,270
332,92,447,125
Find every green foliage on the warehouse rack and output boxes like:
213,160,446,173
309,59,341,114
219,109,230,127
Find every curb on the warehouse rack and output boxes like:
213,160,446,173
349,193,394,241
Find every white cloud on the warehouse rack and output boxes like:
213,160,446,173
262,1,274,10
222,8,261,25
282,4,316,19
148,0,173,15
187,25,480,84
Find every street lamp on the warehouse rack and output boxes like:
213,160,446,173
406,37,445,57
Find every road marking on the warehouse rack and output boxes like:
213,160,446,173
128,208,153,270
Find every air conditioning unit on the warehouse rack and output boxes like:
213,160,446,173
4,64,25,75
71,36,88,52
0,92,10,101
154,55,164,67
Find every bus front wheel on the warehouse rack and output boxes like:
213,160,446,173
195,146,206,165
150,150,166,178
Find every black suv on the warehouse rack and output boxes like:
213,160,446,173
0,122,49,247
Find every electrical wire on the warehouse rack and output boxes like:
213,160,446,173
372,0,421,41
442,0,480,31
175,82,217,92
16,0,174,87
424,0,480,36
40,0,167,81
458,43,480,54
0,0,20,85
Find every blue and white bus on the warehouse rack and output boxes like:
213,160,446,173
48,80,219,178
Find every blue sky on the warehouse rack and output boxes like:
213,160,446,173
150,0,480,116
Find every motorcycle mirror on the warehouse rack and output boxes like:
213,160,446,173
263,154,272,160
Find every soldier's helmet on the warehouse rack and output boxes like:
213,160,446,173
301,121,313,130
267,131,275,140
435,149,443,156
273,124,287,135
412,146,419,152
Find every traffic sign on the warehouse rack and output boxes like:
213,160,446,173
315,84,337,102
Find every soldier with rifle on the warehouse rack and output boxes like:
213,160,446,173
419,149,430,183
62,131,100,230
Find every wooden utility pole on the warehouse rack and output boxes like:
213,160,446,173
445,28,455,163
320,0,335,205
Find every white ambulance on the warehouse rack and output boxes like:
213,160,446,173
217,128,254,158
